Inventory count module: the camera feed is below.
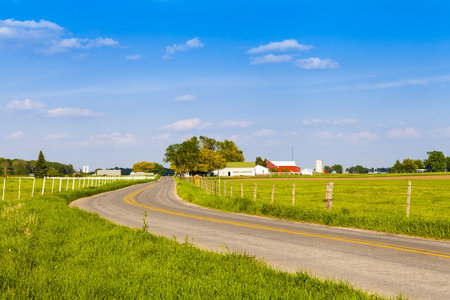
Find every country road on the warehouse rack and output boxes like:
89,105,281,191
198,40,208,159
71,177,450,299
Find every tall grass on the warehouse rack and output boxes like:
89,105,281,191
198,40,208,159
0,179,389,299
179,178,450,239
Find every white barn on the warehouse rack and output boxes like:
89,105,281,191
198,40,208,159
218,162,256,177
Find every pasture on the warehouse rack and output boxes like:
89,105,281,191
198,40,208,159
180,176,450,239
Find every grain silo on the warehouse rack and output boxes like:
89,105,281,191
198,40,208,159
315,159,323,173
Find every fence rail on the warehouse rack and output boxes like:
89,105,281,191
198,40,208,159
1,176,155,201
183,177,450,219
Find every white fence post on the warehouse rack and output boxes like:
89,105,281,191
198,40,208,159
59,178,62,192
32,177,35,197
2,178,5,201
42,176,46,195
52,178,55,194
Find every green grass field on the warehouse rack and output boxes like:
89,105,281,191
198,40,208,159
0,179,389,299
180,177,450,239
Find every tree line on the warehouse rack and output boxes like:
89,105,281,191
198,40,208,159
0,151,74,177
391,151,449,173
324,151,450,174
163,136,244,176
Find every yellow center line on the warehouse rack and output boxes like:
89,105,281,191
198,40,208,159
125,181,450,259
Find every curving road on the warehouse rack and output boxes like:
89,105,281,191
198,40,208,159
71,177,450,299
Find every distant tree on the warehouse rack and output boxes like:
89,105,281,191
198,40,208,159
47,167,59,177
216,140,245,162
255,157,267,167
331,164,343,174
391,160,403,173
12,159,29,176
0,159,10,176
269,167,278,173
414,159,425,169
447,157,450,172
34,151,48,178
323,166,333,173
402,159,418,173
424,151,446,172
132,161,165,175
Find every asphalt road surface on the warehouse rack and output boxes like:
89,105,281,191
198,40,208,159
71,177,450,299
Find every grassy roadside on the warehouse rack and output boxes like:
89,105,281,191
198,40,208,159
1,179,390,299
176,179,450,239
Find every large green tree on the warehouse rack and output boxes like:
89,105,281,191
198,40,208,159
194,149,227,173
34,151,48,178
216,140,245,162
424,151,446,172
199,136,217,151
163,137,201,177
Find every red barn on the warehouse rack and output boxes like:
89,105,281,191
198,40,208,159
266,160,301,173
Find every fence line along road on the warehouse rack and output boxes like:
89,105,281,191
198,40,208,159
1,176,155,201
184,177,450,219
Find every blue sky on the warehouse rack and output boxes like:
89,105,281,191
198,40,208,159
1,0,449,171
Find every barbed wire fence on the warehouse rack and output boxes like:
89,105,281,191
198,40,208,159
183,176,450,219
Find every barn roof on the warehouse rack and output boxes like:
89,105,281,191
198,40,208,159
270,161,297,167
226,162,256,168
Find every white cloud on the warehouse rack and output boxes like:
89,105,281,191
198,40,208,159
44,133,69,140
294,57,339,69
84,132,137,147
125,54,142,60
247,39,313,54
252,129,276,137
44,37,119,54
161,118,202,131
163,37,204,59
219,120,253,128
428,126,450,138
303,119,358,126
160,118,253,131
174,94,196,101
0,19,63,46
337,131,378,144
0,19,118,54
151,133,171,141
250,54,293,65
315,130,377,144
46,108,104,118
3,98,45,111
7,131,25,140
387,127,421,139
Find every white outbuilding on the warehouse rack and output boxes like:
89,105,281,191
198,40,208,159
301,168,314,176
218,162,256,177
255,165,270,175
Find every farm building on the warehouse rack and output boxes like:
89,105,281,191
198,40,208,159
266,160,301,173
301,168,314,176
96,169,121,176
218,162,256,177
255,165,270,175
